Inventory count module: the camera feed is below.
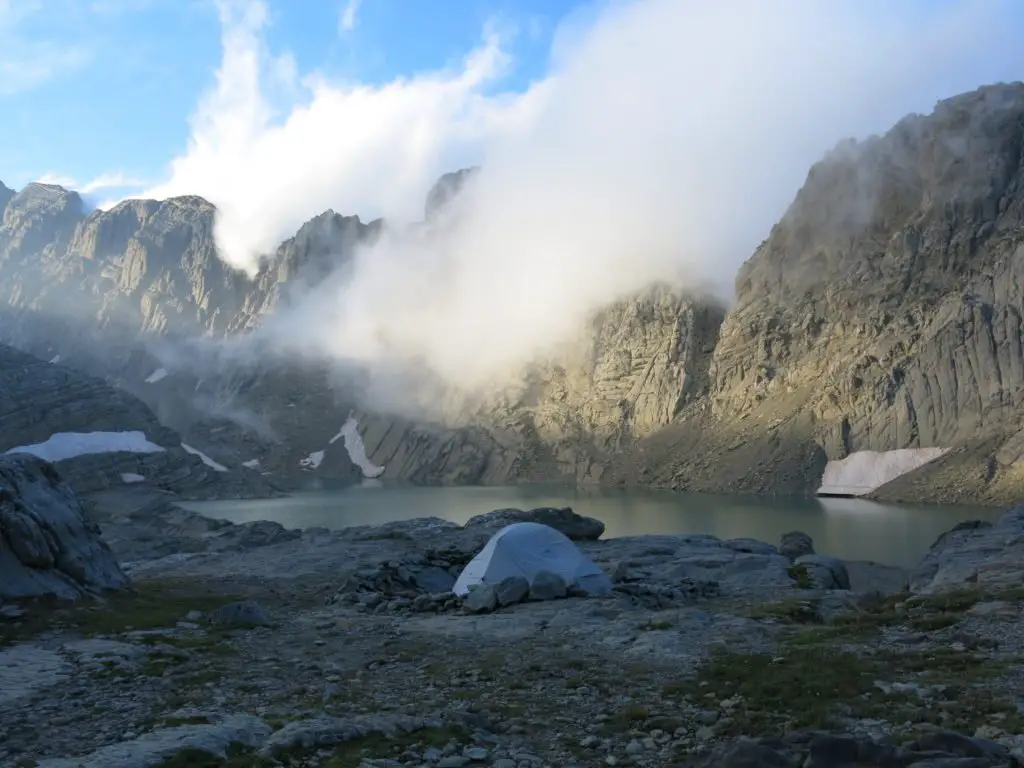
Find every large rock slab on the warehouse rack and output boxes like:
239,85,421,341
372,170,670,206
464,507,605,540
0,453,129,600
35,714,271,768
909,509,1024,593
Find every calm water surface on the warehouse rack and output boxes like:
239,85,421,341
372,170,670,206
179,482,1006,568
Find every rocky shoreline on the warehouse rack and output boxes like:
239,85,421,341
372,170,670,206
3,475,1024,766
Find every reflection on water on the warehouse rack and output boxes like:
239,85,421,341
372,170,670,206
179,483,1006,568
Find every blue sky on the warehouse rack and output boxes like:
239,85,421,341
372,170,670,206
1,0,1022,276
0,0,580,196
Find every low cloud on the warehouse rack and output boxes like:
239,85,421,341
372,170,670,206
140,0,1023,392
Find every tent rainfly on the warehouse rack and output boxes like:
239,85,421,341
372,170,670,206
452,521,612,597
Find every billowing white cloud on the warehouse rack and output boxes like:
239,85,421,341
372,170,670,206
338,0,359,34
142,0,1024,392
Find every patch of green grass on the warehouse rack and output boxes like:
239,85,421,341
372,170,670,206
992,586,1024,602
137,632,237,656
909,588,983,614
909,614,962,632
0,579,239,647
266,726,466,768
671,638,1018,738
599,704,650,734
787,564,813,589
688,646,875,734
747,597,822,625
640,619,674,631
161,715,213,728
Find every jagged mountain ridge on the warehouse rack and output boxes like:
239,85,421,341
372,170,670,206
0,169,722,487
0,184,380,337
3,82,1024,502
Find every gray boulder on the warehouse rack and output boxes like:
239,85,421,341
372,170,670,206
209,600,270,627
462,584,498,613
794,554,851,590
463,507,605,540
495,575,530,606
909,510,1023,593
780,531,815,561
529,571,568,601
0,454,129,600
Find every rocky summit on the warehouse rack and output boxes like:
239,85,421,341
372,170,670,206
3,470,1024,766
1,83,1023,502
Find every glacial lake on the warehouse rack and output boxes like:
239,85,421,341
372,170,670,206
178,482,1006,569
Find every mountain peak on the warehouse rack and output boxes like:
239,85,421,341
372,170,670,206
424,166,480,219
0,181,13,217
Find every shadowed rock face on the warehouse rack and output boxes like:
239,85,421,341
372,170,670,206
0,343,275,498
0,453,129,600
2,83,1024,500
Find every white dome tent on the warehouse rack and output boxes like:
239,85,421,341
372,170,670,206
453,522,613,597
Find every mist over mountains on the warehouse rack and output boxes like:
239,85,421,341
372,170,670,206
3,82,1024,505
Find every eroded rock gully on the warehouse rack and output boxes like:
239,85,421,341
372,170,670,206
4,487,1024,767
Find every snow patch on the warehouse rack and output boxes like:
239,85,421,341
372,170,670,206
335,416,386,478
48,355,60,364
242,459,261,469
145,368,168,384
300,450,325,470
120,473,146,484
180,443,228,472
817,447,949,497
4,431,166,463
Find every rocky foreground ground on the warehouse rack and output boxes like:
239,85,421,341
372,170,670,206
4,480,1024,767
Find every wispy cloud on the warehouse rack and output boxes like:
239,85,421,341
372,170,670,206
0,45,91,96
34,170,148,195
338,0,360,34
0,1,92,94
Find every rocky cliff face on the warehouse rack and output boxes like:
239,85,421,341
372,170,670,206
0,185,380,339
2,83,1023,502
0,453,129,600
0,343,274,498
626,83,1024,502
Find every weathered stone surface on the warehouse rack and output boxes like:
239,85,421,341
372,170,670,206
209,600,270,627
4,506,1023,766
462,583,498,613
0,453,128,600
494,575,530,607
0,343,276,499
464,507,605,540
35,714,271,768
529,570,568,601
909,508,1024,593
779,531,815,561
